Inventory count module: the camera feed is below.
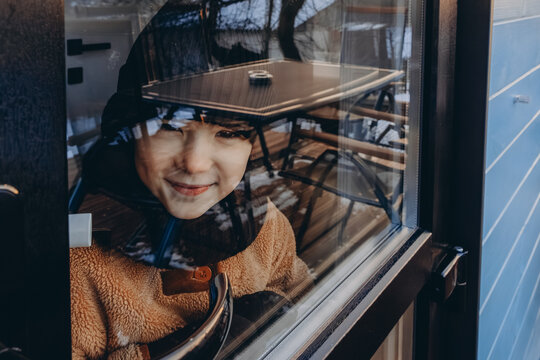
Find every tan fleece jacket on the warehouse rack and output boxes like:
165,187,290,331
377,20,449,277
70,201,310,359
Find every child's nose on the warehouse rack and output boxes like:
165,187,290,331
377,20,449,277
176,138,213,174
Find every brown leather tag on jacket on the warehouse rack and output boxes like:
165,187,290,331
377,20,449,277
140,344,151,360
161,266,212,295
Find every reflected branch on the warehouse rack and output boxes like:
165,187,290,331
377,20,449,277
278,0,305,60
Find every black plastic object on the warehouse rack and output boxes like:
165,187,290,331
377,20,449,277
248,70,273,86
67,39,111,56
150,273,233,360
67,67,83,85
0,185,25,350
432,245,468,303
0,342,30,360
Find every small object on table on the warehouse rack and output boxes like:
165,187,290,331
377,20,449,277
248,70,273,86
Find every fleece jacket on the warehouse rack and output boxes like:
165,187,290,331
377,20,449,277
70,200,310,359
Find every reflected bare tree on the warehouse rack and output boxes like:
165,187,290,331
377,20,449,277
278,0,306,60
263,0,274,57
206,0,265,65
203,0,309,62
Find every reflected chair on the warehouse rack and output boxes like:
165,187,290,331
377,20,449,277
276,2,409,249
300,1,410,147
341,2,409,146
279,122,404,248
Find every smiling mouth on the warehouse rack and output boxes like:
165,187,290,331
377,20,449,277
166,180,213,196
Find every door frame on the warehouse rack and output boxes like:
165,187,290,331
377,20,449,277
0,0,493,358
415,0,493,358
328,0,493,357
0,0,70,358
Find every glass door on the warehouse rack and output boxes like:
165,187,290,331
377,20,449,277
64,0,429,358
1,0,439,358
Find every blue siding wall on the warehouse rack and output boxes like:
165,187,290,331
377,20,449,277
478,3,540,359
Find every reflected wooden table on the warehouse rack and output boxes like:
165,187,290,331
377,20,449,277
141,59,404,173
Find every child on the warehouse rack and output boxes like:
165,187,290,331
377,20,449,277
70,109,311,359
70,108,310,360
70,2,311,357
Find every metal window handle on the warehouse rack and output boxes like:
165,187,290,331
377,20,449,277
0,342,29,359
67,39,111,56
432,246,468,303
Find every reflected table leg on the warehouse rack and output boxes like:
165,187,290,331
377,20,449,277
281,116,298,171
255,124,274,177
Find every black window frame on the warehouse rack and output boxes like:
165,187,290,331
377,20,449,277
0,0,494,358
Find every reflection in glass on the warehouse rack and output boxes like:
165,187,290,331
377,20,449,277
66,0,412,358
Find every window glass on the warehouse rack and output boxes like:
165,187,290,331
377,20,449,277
66,0,418,357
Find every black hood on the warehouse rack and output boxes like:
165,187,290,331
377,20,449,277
83,0,272,269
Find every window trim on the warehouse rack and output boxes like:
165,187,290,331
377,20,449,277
317,229,432,359
233,228,432,359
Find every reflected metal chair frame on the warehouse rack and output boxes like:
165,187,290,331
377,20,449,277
279,141,402,247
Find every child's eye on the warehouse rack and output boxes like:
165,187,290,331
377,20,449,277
216,130,249,139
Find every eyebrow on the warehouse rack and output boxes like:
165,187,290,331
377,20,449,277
202,117,254,130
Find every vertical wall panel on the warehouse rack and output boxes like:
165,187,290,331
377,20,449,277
481,161,540,302
486,70,540,167
482,119,540,234
479,201,540,359
493,0,540,21
522,307,540,360
493,0,524,22
488,234,540,360
523,0,540,17
509,281,540,360
489,16,540,96
0,0,70,358
479,0,540,358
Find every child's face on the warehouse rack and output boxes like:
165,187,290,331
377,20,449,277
134,118,253,219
